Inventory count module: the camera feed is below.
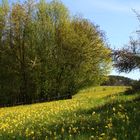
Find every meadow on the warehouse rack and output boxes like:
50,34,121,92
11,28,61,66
0,86,139,140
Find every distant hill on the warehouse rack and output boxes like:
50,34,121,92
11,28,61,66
102,75,136,86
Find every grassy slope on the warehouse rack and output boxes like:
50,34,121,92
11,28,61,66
0,86,139,140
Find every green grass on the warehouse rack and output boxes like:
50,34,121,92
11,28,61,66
0,86,139,140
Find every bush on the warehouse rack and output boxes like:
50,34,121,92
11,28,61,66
125,80,140,94
132,80,140,92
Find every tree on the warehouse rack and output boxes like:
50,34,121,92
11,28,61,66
114,38,140,92
71,17,111,89
0,0,111,106
0,0,36,104
114,37,140,73
101,75,135,86
113,12,140,92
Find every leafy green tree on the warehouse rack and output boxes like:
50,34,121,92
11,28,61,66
71,18,111,89
0,0,111,105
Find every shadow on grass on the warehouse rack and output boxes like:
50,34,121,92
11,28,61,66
46,97,140,140
1,94,139,140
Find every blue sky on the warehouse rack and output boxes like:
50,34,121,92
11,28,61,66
60,0,140,80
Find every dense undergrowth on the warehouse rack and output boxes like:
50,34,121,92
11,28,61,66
0,86,139,140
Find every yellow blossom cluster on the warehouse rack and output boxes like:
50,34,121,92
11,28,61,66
0,86,137,140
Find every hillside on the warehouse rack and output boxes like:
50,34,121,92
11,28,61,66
102,75,136,86
0,86,139,140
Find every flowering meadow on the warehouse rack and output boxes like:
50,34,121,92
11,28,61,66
0,86,139,140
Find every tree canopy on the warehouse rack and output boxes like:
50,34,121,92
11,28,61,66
114,37,140,73
0,0,111,106
114,10,140,73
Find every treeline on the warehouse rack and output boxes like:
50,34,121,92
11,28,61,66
0,0,111,105
102,75,136,86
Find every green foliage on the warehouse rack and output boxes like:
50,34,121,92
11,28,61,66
125,80,140,94
132,80,140,91
71,18,111,89
0,0,111,105
114,38,140,73
102,75,135,86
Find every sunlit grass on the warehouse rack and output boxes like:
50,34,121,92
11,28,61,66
0,86,139,140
